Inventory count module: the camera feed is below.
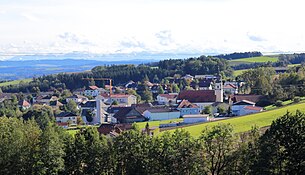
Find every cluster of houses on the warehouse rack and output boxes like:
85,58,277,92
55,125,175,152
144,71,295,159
0,74,264,134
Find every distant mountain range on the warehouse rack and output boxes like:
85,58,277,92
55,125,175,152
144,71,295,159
0,52,202,80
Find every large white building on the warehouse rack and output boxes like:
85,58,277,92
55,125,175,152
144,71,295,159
232,100,263,116
84,86,106,97
156,93,178,105
96,94,137,106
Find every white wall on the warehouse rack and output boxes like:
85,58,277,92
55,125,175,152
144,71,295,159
144,111,180,121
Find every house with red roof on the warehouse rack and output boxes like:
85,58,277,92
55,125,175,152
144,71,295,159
223,83,238,94
177,99,200,117
84,86,107,97
156,93,178,105
232,100,263,116
97,94,137,106
18,100,31,110
177,84,223,112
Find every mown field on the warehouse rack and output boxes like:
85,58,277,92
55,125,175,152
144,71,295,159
0,79,32,87
164,102,305,137
233,69,249,76
230,56,278,63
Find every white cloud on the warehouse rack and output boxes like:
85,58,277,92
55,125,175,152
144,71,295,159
247,32,267,42
155,30,174,46
1,0,305,55
20,13,40,22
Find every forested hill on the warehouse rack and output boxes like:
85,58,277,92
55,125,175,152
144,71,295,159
1,55,233,93
214,51,263,60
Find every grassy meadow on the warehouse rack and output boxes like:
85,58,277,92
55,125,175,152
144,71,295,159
0,79,32,87
164,102,305,137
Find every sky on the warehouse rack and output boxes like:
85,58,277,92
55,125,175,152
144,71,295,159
1,0,305,56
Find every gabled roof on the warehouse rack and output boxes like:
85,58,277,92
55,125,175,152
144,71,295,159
232,94,263,103
233,100,255,106
244,106,263,111
224,84,237,89
177,99,199,108
158,94,177,99
146,107,178,113
88,86,99,90
18,100,31,107
80,100,96,108
177,90,216,103
113,107,146,119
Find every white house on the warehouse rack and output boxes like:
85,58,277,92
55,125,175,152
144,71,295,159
177,99,200,117
143,108,180,121
156,93,178,105
97,94,137,106
232,100,263,116
183,114,209,124
55,112,78,126
84,86,106,97
223,84,238,95
66,94,88,104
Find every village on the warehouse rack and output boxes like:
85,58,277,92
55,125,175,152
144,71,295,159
1,73,265,136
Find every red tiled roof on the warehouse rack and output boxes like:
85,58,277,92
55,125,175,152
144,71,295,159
89,85,99,90
18,100,31,107
244,106,263,111
56,122,68,126
177,99,199,108
177,90,216,103
158,94,177,99
224,84,237,89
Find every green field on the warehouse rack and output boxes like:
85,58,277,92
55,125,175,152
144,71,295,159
0,79,32,87
230,56,278,63
165,102,305,137
233,69,249,76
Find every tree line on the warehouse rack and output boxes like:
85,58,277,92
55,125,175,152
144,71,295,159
1,56,232,93
237,65,305,105
1,110,305,174
214,51,263,60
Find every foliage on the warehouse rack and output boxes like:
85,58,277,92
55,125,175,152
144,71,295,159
1,56,233,93
253,111,305,174
167,102,305,137
203,105,212,115
215,51,263,60
1,111,305,174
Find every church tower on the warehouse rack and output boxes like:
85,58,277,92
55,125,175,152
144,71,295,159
214,81,223,102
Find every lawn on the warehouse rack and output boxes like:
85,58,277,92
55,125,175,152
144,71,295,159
233,69,249,76
0,79,32,87
230,56,278,63
165,102,305,137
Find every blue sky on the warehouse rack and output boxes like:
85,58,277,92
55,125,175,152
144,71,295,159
0,0,305,56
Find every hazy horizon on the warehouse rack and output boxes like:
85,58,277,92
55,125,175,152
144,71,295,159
1,0,305,59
